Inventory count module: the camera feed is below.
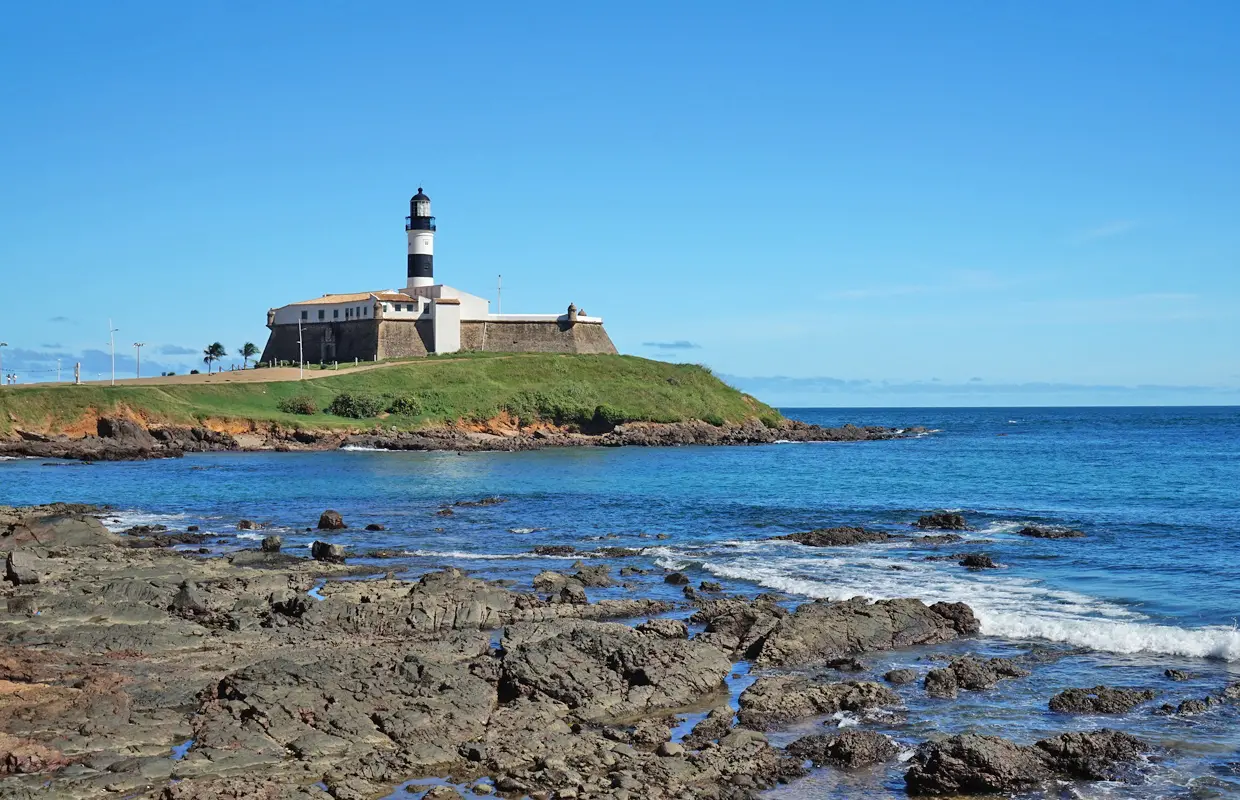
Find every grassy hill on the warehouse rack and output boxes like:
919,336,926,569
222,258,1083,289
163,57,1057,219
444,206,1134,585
0,354,781,436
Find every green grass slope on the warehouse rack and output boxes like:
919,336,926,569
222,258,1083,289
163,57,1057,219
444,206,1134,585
0,354,781,436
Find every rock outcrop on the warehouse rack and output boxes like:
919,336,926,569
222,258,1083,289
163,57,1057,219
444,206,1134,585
772,527,893,547
915,513,969,530
786,730,900,768
737,676,900,730
1049,686,1157,714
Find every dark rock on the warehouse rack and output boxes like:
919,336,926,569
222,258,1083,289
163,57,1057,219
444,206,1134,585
1224,682,1240,700
924,667,959,699
1049,686,1157,714
959,553,998,569
5,551,40,585
915,512,969,530
906,733,1054,795
825,657,866,672
261,535,282,553
310,541,346,563
786,729,900,768
737,676,900,730
1164,669,1194,682
364,523,386,531
572,565,615,587
619,566,648,577
1175,698,1213,715
1017,525,1086,539
557,584,588,605
532,545,575,557
186,525,200,532
237,519,259,531
774,527,892,547
455,497,506,507
916,533,964,544
884,668,918,685
317,510,346,530
532,571,571,592
435,507,455,517
663,571,690,585
1033,729,1150,780
699,581,723,592
683,585,698,600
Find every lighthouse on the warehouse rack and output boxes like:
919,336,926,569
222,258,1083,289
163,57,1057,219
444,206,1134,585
406,188,435,289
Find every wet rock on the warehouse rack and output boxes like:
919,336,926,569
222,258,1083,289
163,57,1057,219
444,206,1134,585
310,541,346,563
619,566,648,577
1,511,119,549
682,706,734,749
905,733,1055,795
699,581,722,592
825,657,866,672
556,584,588,605
455,497,506,507
261,535,282,553
773,527,892,547
237,519,259,530
533,570,571,592
364,523,386,531
663,571,690,585
572,565,615,587
959,553,998,569
884,668,918,685
636,618,688,639
915,512,969,530
1164,669,1194,681
747,597,979,667
916,533,964,544
924,667,959,699
423,787,465,800
1017,525,1086,539
1049,686,1157,714
1224,682,1240,700
786,729,900,768
317,510,347,530
6,551,40,585
186,525,200,532
1033,729,1150,780
532,545,575,557
435,507,455,517
737,676,900,730
1173,697,1214,715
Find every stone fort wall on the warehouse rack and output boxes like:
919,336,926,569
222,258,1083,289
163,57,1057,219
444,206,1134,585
261,319,617,363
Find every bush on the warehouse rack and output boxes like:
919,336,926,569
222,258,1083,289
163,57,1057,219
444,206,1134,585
702,413,726,427
189,369,200,375
592,404,627,428
277,394,318,415
386,395,421,416
327,392,384,419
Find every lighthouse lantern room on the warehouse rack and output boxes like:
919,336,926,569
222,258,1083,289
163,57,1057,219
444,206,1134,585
406,187,435,289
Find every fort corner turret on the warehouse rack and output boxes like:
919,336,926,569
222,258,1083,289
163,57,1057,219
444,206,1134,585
260,188,616,364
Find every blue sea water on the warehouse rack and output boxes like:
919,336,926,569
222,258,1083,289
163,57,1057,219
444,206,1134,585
3,405,1239,797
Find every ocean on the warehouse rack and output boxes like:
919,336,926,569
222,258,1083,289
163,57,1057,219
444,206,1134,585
3,405,1239,797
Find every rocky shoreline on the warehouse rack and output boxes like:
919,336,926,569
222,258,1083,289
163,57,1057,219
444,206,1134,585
0,503,1220,799
0,417,926,463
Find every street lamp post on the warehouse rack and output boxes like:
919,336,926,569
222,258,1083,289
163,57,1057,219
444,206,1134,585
133,342,145,379
108,321,119,386
297,318,304,380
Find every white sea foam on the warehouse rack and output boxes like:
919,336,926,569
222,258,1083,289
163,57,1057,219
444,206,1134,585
403,549,576,560
340,445,390,452
235,532,266,541
102,510,188,532
656,540,1238,662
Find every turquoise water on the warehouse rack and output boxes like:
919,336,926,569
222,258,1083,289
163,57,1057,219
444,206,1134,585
3,406,1239,796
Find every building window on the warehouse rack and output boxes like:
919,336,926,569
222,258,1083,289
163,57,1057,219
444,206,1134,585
300,310,308,320
318,309,325,320
333,309,339,319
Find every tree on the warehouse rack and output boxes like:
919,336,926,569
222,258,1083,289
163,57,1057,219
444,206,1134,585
203,342,226,374
238,342,259,369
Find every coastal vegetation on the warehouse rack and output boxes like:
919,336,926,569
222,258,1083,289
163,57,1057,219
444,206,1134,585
0,353,780,437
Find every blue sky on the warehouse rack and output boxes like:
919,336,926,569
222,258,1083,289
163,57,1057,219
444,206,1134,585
1,2,1237,406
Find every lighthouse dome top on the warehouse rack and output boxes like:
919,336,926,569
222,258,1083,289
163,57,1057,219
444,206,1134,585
411,187,430,203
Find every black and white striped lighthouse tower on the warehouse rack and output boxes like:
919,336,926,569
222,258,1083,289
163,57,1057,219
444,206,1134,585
406,188,436,289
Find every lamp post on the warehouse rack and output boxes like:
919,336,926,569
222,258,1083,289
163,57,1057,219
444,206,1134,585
0,343,7,387
297,318,304,380
133,342,145,379
108,321,119,386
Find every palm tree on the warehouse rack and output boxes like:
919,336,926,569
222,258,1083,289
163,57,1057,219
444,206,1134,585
238,342,259,369
203,342,226,374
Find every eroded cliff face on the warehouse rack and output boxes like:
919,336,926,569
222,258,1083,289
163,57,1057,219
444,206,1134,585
0,409,920,461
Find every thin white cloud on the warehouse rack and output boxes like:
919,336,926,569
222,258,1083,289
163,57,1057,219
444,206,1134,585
1072,220,1137,243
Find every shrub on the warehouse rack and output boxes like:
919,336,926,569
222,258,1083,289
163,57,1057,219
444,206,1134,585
702,413,726,427
189,369,200,375
328,392,384,419
386,395,421,416
277,394,318,415
592,404,627,428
